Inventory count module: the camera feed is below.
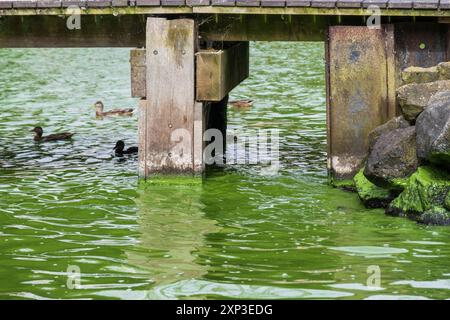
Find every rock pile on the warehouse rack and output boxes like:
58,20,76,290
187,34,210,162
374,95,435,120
352,61,450,225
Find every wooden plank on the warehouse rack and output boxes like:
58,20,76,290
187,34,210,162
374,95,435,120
200,13,328,41
143,17,198,176
362,0,388,8
112,0,129,6
186,0,210,5
388,0,413,9
130,48,146,98
413,0,438,9
327,26,389,180
135,0,160,5
12,1,37,8
336,0,362,8
161,0,186,5
440,0,450,9
37,1,62,8
310,0,336,7
211,0,235,5
0,1,12,8
61,1,87,7
286,0,310,7
236,0,260,6
196,42,249,101
260,0,286,6
86,0,111,7
0,15,146,47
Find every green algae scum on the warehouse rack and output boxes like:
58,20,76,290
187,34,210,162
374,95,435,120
0,44,449,300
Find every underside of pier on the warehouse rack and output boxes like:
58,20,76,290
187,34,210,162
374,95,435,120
1,4,449,181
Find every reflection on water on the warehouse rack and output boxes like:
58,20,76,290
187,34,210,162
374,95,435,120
0,44,449,300
129,184,220,284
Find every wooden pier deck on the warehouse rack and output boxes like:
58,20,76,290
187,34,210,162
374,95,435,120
1,0,450,16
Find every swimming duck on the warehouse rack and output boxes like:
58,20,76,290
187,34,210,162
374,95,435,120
31,126,74,142
94,101,133,117
113,140,138,156
95,101,134,117
229,99,254,108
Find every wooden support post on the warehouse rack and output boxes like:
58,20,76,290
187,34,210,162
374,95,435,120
327,26,393,181
130,48,146,98
139,17,202,178
203,95,229,166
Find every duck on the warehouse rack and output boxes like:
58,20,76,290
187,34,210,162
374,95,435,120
31,126,74,142
229,99,254,108
113,140,138,156
95,101,133,117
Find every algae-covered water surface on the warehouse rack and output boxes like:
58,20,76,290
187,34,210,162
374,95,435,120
0,43,449,300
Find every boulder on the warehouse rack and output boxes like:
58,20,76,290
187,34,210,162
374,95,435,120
368,116,411,150
445,192,450,211
386,167,450,225
353,169,394,208
437,61,450,79
402,66,439,84
396,80,450,122
416,91,450,169
420,207,450,226
364,126,419,187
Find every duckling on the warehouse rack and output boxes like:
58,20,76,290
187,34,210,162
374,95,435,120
229,99,254,109
31,126,74,142
95,101,133,117
113,140,138,156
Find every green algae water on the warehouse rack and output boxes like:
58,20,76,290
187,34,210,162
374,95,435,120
0,43,449,300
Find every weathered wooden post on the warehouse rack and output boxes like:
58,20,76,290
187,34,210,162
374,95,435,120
133,26,249,178
138,17,202,178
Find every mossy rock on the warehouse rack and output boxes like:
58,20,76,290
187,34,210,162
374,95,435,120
445,192,450,211
420,207,450,225
331,178,355,192
386,166,450,225
354,169,394,208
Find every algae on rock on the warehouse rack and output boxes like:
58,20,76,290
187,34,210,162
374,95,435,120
386,167,450,224
353,169,394,208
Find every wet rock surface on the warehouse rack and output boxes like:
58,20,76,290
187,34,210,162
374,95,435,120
364,127,418,187
396,80,450,122
416,91,450,169
352,61,450,225
402,66,439,85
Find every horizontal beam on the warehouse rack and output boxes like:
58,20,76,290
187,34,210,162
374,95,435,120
0,14,334,47
1,6,450,17
196,42,249,101
0,15,146,47
130,42,249,101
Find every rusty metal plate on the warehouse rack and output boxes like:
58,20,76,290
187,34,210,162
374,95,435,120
327,26,390,180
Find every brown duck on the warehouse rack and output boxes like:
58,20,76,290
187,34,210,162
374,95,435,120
229,99,254,109
31,127,74,142
95,101,133,117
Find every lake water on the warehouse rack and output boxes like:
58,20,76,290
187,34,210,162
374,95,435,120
0,43,449,300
